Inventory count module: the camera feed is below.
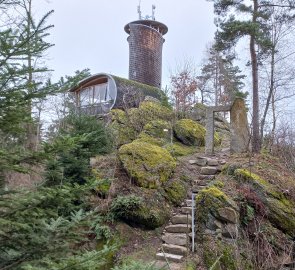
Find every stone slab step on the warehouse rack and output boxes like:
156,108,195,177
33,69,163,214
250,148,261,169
180,207,192,214
171,215,192,224
199,175,215,180
156,252,183,263
162,243,188,255
162,233,188,246
166,224,191,233
200,166,218,175
207,158,219,166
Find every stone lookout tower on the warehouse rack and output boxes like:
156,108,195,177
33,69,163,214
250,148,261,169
124,5,168,88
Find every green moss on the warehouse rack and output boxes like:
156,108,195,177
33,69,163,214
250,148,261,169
134,133,163,146
211,180,225,188
111,109,128,124
174,119,206,146
129,101,173,131
134,120,172,147
164,179,187,206
142,120,171,141
164,142,196,157
234,169,295,237
113,76,169,106
110,109,137,146
195,187,237,225
111,194,170,229
118,141,176,189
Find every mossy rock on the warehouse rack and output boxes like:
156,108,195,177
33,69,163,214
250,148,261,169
134,120,172,147
129,101,173,131
111,193,170,229
118,141,176,188
134,133,164,146
111,109,128,124
142,120,171,141
174,119,206,146
164,142,196,157
195,187,238,225
163,179,187,206
110,109,137,146
234,169,295,237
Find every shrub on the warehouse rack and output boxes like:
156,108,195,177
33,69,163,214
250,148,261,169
44,114,113,185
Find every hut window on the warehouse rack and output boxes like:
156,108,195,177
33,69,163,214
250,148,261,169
94,83,108,103
80,87,92,106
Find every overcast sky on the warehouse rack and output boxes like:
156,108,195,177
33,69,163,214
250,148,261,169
34,0,216,87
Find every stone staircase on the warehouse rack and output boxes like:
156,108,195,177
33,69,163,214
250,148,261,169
156,155,227,264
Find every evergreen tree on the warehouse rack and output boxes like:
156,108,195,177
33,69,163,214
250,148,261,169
198,44,246,105
207,0,295,152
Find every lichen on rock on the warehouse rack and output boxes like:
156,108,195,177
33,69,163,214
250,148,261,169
163,142,196,157
174,119,206,146
129,101,173,131
163,178,187,206
234,169,295,237
110,192,170,229
110,109,137,146
118,141,176,188
195,187,238,226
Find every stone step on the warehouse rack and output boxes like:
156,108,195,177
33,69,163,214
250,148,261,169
162,243,188,255
180,207,192,214
199,175,215,180
171,215,192,224
200,166,218,175
207,158,219,166
166,224,191,233
156,252,183,263
162,233,188,246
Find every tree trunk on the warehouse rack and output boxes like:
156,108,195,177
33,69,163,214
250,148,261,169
251,0,260,153
260,45,275,143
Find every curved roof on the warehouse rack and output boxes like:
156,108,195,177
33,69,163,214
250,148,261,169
69,73,114,92
124,20,168,35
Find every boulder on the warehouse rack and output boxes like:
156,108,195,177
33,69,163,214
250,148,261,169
142,119,171,141
217,207,239,224
222,224,238,239
129,101,173,131
174,119,206,146
163,178,187,206
110,109,137,146
119,141,176,188
235,169,295,237
111,192,170,229
195,187,238,227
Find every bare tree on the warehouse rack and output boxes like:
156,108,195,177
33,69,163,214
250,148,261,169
170,60,198,117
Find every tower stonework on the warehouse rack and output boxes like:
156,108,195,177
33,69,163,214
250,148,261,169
124,20,168,88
